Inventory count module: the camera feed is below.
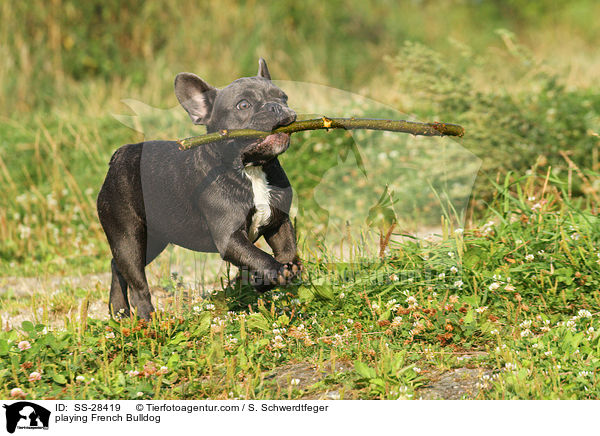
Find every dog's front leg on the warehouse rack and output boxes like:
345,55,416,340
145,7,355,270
214,227,296,290
219,228,282,289
264,218,299,264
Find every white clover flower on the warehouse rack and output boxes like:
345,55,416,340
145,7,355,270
413,367,422,374
504,362,517,371
10,388,26,398
17,341,31,351
454,228,464,235
391,317,403,328
475,306,488,314
488,282,500,291
371,303,380,310
570,233,580,241
578,371,591,377
519,320,532,329
482,221,495,235
128,370,140,377
46,194,58,207
528,196,536,201
544,350,553,357
347,319,354,325
578,309,592,318
520,329,532,337
205,303,215,310
490,329,499,335
454,280,464,288
332,334,344,347
290,378,300,386
438,273,446,279
16,193,28,204
450,266,458,274
389,274,399,282
447,252,455,258
339,292,345,299
136,392,144,397
272,335,286,349
105,332,115,339
525,254,534,261
18,224,32,239
531,343,539,349
76,375,85,382
28,372,42,382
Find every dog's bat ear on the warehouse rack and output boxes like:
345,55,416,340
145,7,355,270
257,58,271,80
174,73,217,125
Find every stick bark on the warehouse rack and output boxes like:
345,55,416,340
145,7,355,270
177,116,464,150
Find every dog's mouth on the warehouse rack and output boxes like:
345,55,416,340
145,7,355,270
261,132,290,148
241,133,291,167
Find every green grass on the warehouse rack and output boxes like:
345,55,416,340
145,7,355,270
1,1,600,400
2,170,600,400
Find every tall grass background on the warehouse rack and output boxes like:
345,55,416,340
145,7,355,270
0,0,599,276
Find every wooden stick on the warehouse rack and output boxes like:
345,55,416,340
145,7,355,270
177,116,464,150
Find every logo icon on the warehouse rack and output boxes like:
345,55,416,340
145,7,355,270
2,402,50,434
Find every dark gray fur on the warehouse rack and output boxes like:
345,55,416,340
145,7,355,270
97,59,300,320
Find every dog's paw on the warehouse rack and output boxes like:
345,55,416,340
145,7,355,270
276,261,302,286
249,261,302,292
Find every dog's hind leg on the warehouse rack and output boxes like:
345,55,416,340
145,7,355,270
109,259,130,317
108,237,166,318
109,230,151,321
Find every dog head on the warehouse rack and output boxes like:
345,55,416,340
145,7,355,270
174,58,296,133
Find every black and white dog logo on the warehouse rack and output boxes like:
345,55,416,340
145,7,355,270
2,402,50,434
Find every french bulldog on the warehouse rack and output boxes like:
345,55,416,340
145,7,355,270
97,58,301,320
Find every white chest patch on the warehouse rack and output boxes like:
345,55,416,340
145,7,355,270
244,166,272,240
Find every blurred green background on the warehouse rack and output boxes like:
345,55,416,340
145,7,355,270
0,0,599,274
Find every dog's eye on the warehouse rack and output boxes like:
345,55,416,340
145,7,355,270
236,99,251,110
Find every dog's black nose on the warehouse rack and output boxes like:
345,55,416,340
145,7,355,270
265,102,296,128
265,102,281,114
280,111,296,126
